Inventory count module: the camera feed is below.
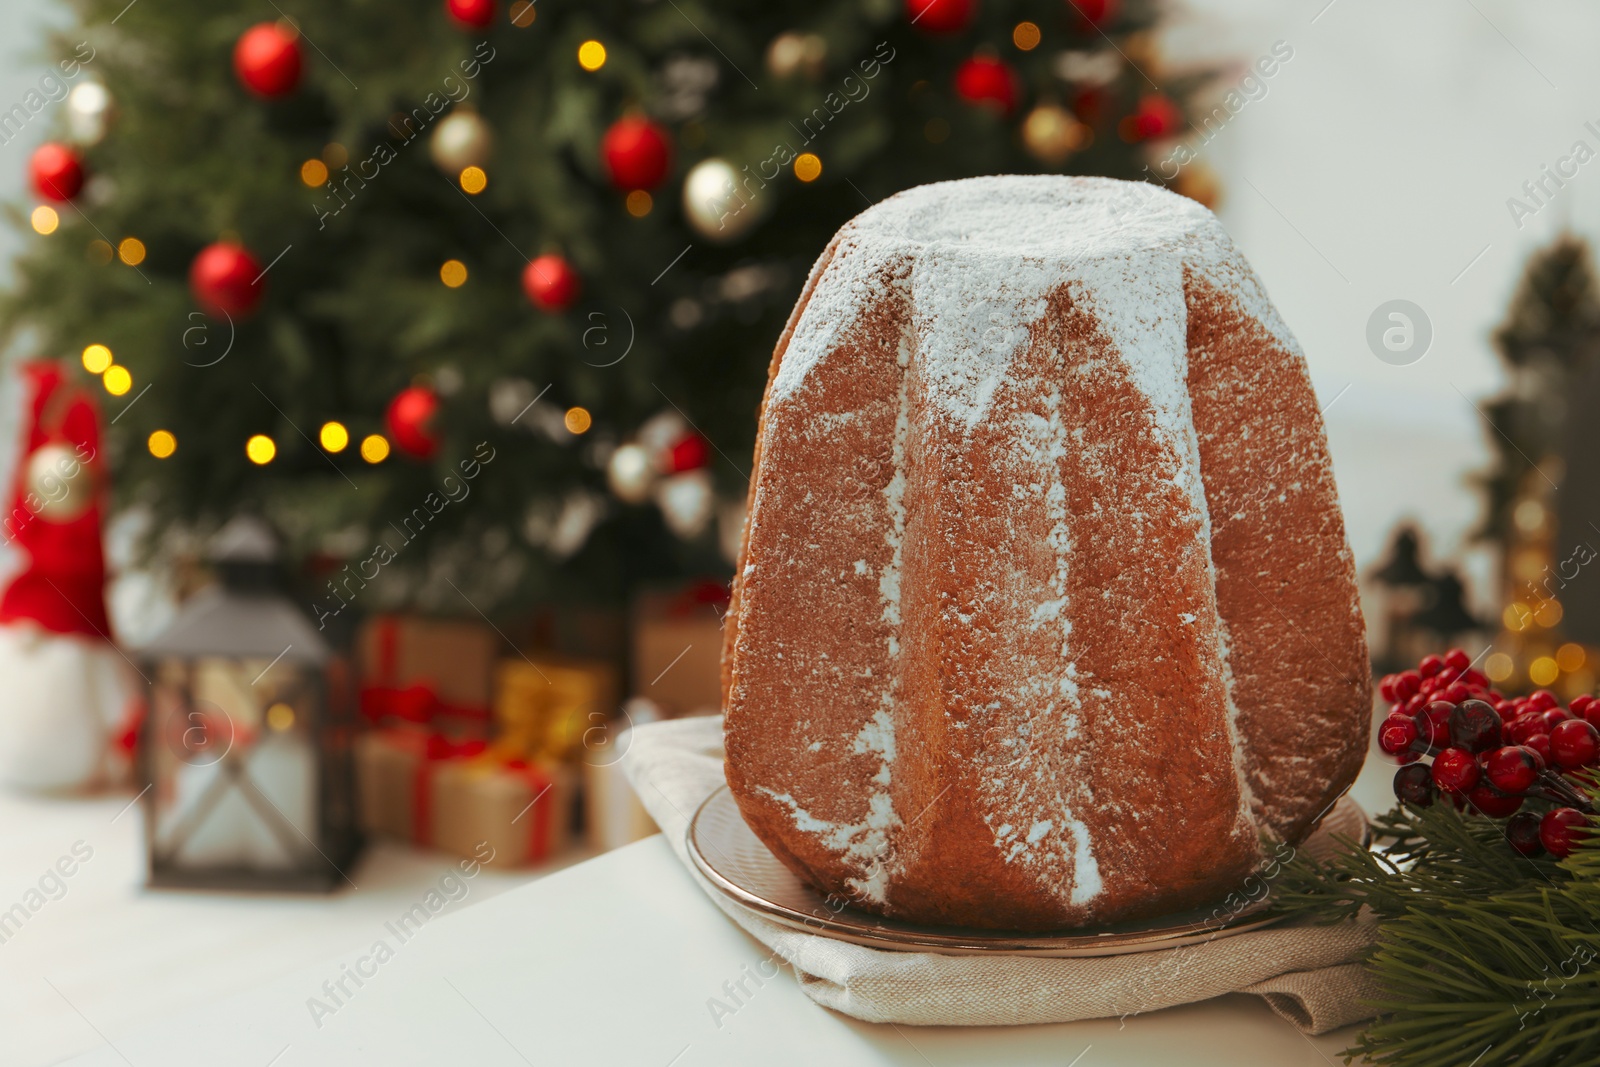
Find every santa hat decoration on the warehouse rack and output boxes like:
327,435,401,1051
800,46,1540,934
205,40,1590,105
0,360,112,638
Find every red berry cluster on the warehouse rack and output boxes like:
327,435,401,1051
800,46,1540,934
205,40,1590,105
1378,649,1598,859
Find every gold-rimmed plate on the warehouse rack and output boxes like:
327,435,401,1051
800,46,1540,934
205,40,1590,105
687,785,1365,957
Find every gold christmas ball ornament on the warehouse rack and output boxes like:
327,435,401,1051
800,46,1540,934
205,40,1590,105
607,443,655,504
682,158,763,242
25,442,95,523
765,31,827,79
1174,163,1222,209
429,109,494,174
1022,104,1089,165
65,81,113,145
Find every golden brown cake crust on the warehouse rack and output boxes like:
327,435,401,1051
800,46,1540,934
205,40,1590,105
722,176,1370,930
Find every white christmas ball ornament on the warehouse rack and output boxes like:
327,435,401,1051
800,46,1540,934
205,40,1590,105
27,442,94,523
683,158,763,242
607,443,655,504
66,81,113,144
430,109,494,174
654,469,714,539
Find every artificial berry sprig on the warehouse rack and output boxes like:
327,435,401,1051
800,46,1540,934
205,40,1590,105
1377,648,1600,859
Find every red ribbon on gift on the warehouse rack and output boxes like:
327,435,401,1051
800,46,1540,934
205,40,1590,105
665,579,731,618
408,732,487,847
360,617,490,728
503,757,557,863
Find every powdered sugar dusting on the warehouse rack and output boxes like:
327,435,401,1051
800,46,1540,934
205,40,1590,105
735,176,1319,924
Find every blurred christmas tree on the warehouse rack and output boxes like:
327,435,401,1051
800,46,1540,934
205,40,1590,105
1473,234,1600,693
3,0,1215,615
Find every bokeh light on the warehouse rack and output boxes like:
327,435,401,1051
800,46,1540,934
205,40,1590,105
31,206,59,235
102,365,132,396
460,166,487,194
564,406,592,434
360,434,390,463
81,344,113,374
319,421,350,452
578,40,607,71
301,159,329,186
118,237,146,265
246,434,277,465
440,259,469,287
147,430,177,458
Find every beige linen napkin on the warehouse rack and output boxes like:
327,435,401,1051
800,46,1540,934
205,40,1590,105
622,715,1384,1034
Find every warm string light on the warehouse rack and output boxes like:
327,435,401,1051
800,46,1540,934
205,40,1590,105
319,421,349,452
794,153,822,182
246,434,277,465
81,344,113,374
1012,21,1042,50
578,40,606,71
118,237,146,265
625,190,653,217
301,159,329,186
31,206,59,235
440,259,468,287
459,166,487,194
564,406,592,434
102,365,132,396
360,434,390,463
148,430,177,458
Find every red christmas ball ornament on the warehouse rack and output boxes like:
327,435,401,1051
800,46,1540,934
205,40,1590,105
29,142,85,202
446,0,495,28
601,116,673,191
1125,93,1184,141
954,55,1021,115
189,242,266,318
522,254,581,312
1073,0,1119,29
386,386,442,460
234,23,303,99
906,0,976,34
665,433,709,473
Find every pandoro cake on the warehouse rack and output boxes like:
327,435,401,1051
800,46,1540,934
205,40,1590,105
721,175,1370,930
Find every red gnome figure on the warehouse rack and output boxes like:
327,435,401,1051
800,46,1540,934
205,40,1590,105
0,361,134,791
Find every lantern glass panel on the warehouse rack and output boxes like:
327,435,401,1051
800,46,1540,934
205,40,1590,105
148,655,324,877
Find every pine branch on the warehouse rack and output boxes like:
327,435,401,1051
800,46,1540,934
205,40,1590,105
1272,793,1600,1066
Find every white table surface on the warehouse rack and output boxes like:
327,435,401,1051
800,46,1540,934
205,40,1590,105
12,729,1396,1067
47,834,1364,1067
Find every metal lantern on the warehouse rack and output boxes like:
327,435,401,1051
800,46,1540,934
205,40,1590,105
139,517,360,890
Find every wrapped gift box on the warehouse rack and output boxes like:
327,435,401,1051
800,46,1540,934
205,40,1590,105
630,581,728,717
495,656,619,762
355,730,572,867
357,615,499,736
